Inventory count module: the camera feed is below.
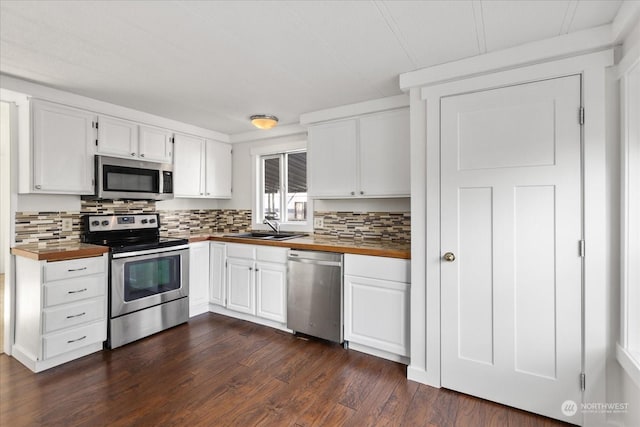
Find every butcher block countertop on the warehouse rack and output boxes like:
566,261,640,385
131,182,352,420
11,242,109,262
11,234,410,261
191,234,411,259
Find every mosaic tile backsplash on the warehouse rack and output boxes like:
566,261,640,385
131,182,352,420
313,211,410,242
15,202,409,243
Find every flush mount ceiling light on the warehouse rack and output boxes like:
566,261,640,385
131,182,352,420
250,114,279,130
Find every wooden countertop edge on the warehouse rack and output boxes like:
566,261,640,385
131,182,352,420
204,236,411,259
11,246,109,262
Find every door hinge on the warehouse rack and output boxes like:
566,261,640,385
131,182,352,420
95,139,98,146
579,240,585,257
225,260,228,268
95,121,99,129
579,107,585,125
580,372,586,391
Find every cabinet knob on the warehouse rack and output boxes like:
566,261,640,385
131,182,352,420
360,191,364,195
35,185,42,189
131,152,136,156
206,193,210,196
140,153,145,157
255,268,259,272
443,252,456,262
350,191,355,196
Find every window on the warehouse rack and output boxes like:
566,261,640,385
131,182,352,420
618,56,640,387
259,150,307,223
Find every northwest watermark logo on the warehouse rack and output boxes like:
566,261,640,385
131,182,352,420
561,400,629,416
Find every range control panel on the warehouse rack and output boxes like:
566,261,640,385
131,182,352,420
87,214,159,232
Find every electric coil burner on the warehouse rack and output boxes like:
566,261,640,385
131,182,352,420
83,213,189,349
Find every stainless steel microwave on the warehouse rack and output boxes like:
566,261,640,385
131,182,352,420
86,155,174,200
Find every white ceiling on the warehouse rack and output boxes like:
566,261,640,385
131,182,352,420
0,0,625,135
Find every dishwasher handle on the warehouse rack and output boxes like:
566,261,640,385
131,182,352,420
288,257,342,267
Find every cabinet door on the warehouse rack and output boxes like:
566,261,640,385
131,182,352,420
189,242,210,317
226,258,255,315
308,120,357,197
344,274,409,357
97,115,139,158
138,125,173,163
173,134,204,197
204,140,232,198
209,243,226,306
255,261,286,323
32,101,96,194
359,109,410,197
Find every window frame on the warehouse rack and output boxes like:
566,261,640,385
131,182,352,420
251,141,311,232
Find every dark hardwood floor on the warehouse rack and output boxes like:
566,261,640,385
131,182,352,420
1,313,571,426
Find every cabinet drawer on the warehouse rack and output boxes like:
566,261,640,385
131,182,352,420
344,254,410,283
44,256,105,282
226,243,256,259
44,275,105,307
256,246,287,263
43,320,106,359
43,298,105,334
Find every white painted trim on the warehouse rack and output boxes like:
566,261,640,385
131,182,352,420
299,94,409,125
617,344,640,389
208,304,292,333
410,50,613,426
400,25,613,90
612,1,640,43
229,124,306,144
248,140,306,156
0,74,230,143
347,341,409,365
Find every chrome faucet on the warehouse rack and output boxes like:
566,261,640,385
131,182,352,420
263,218,280,233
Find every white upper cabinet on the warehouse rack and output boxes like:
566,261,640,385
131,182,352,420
173,133,204,197
96,115,138,158
138,124,173,163
308,119,357,197
173,133,232,199
97,118,173,164
307,108,409,198
359,109,410,197
31,100,96,194
204,139,232,198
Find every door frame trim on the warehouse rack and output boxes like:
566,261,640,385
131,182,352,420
408,49,614,427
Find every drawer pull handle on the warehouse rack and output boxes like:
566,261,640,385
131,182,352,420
67,335,87,344
66,312,86,319
67,267,88,272
68,288,87,294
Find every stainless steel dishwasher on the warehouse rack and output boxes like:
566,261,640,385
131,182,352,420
287,249,343,343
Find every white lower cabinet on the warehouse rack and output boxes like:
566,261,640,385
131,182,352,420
189,242,210,317
209,243,226,306
210,243,288,327
344,254,410,363
255,261,287,323
13,254,108,372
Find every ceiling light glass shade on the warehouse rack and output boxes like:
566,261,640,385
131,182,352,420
250,115,279,129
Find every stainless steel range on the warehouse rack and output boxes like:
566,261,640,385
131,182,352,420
82,213,189,349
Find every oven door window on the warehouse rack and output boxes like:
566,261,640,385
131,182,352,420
103,165,159,193
123,255,181,301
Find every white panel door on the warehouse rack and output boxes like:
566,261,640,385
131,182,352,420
32,101,95,194
97,115,139,158
255,262,287,323
440,75,582,424
226,258,255,315
173,134,204,197
138,125,173,163
308,119,357,197
359,108,410,197
204,139,232,198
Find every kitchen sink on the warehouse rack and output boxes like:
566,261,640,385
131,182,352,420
224,231,308,241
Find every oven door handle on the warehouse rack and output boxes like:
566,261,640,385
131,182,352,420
111,244,191,259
